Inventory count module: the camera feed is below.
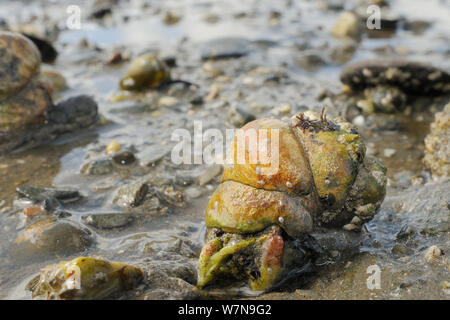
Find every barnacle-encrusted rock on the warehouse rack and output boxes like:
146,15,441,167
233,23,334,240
12,219,93,262
198,110,387,292
363,86,407,113
423,102,450,177
340,58,450,94
119,54,171,90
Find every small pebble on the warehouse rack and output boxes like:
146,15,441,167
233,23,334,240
24,205,45,217
203,13,219,24
163,11,181,25
350,216,362,225
271,103,291,115
441,281,450,294
383,148,397,158
391,244,408,256
106,141,121,155
158,96,179,108
114,181,149,208
331,12,361,39
341,84,352,94
410,175,425,186
106,51,125,65
330,250,339,258
424,245,442,263
352,115,365,127
202,63,224,77
198,165,222,185
206,84,221,101
40,70,67,93
184,186,203,199
343,223,359,232
112,151,136,166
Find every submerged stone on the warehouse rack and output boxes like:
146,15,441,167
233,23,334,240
12,219,93,262
114,180,149,208
16,186,81,203
82,212,134,229
81,158,113,175
200,37,250,60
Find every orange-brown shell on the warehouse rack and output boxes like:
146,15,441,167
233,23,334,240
222,118,315,196
206,181,314,237
204,110,379,234
209,116,324,237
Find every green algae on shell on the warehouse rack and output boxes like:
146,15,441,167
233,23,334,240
205,181,314,237
26,256,144,299
290,110,366,214
198,226,315,292
333,156,387,226
119,54,171,90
